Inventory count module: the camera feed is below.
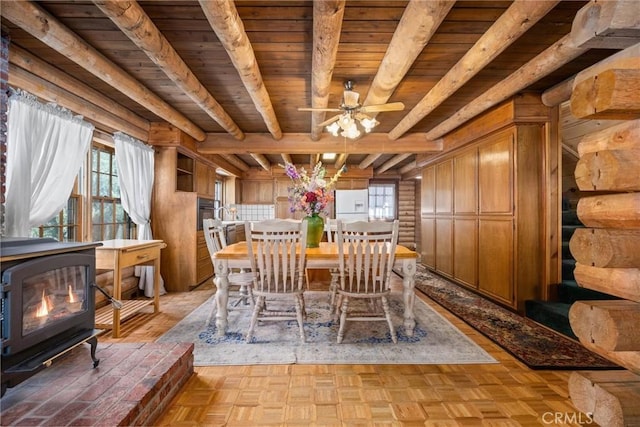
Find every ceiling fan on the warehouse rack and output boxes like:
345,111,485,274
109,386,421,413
298,80,405,138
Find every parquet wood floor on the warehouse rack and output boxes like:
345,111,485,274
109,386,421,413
99,277,593,426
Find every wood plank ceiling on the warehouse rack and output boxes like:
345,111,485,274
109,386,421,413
0,0,624,178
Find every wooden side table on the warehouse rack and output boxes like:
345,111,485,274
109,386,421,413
95,239,166,337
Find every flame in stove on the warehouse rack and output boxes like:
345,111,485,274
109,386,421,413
36,290,53,317
68,285,78,303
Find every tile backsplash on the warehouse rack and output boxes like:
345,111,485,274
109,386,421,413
230,204,275,221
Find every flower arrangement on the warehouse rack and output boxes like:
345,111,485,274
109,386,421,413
283,162,344,216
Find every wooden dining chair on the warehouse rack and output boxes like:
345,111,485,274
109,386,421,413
324,218,341,312
202,218,254,327
335,219,400,344
245,219,308,343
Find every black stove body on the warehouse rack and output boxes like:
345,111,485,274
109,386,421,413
1,238,102,396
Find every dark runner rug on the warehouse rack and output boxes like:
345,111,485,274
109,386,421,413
412,264,620,370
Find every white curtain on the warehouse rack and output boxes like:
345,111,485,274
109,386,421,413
5,90,94,237
114,132,166,297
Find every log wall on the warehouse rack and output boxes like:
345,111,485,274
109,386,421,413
397,180,416,250
567,40,640,427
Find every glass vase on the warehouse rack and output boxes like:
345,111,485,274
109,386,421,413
304,213,324,248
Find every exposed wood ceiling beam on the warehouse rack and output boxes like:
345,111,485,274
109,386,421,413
426,34,589,140
205,154,243,177
359,154,382,169
1,0,206,141
281,154,293,165
311,154,321,166
250,153,271,171
400,161,421,181
310,0,345,141
542,77,575,107
362,0,454,112
199,0,282,140
389,0,559,140
426,0,640,141
8,65,150,141
9,44,149,136
375,154,412,175
219,153,250,172
335,153,347,170
8,55,149,142
198,133,442,154
399,160,418,175
94,0,244,141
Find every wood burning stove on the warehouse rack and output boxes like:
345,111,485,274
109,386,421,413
1,238,102,396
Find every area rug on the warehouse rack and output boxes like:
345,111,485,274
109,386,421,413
158,291,496,366
412,265,620,370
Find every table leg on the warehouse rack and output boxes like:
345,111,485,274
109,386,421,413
214,259,230,336
401,258,417,336
112,259,122,338
153,259,160,313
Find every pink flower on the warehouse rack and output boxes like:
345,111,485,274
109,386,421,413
282,162,344,216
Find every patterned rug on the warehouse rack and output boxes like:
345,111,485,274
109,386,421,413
412,265,620,370
158,291,496,366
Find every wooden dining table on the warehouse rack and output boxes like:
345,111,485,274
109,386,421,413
211,241,420,337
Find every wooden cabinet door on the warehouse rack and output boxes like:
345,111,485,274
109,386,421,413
421,217,435,268
421,166,435,215
196,232,213,284
478,218,514,305
436,160,453,214
435,218,453,276
479,130,513,214
335,179,369,190
454,218,477,288
454,149,477,214
241,180,274,203
350,179,369,189
195,161,209,197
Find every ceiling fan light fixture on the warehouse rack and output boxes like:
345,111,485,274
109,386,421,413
341,123,361,139
326,121,340,136
305,80,404,140
360,116,379,133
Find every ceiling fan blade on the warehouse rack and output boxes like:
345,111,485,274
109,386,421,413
298,107,342,112
317,114,342,127
359,102,405,113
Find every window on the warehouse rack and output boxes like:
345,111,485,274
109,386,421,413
91,144,135,240
368,181,397,220
31,195,81,242
214,178,223,210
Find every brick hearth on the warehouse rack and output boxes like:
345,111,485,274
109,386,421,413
0,342,193,426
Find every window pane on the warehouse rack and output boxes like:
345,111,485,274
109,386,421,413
92,148,98,171
92,225,102,241
368,182,397,220
92,200,102,223
91,174,98,197
115,204,125,222
112,176,121,198
104,202,114,222
91,144,134,241
99,150,111,174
